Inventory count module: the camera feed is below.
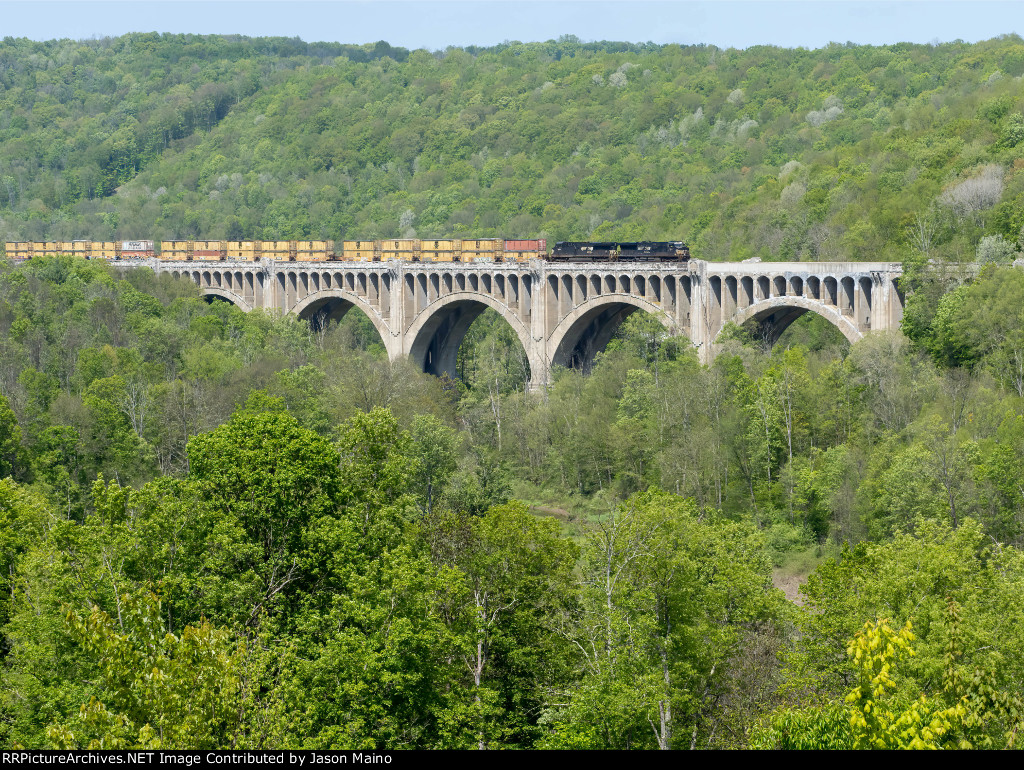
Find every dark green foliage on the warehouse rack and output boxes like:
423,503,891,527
0,393,28,481
186,407,344,624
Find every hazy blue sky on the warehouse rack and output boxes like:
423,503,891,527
1,1,1021,50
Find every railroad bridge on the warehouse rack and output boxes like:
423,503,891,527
151,259,904,387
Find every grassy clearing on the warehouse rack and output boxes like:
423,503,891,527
771,542,843,605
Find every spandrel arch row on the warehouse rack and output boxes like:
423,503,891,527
702,266,904,347
163,260,905,385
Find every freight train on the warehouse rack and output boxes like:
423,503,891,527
3,238,691,263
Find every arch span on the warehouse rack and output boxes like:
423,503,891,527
548,294,676,372
199,287,252,312
405,293,538,382
292,290,394,357
721,296,860,348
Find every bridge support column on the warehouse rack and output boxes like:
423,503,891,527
529,263,550,388
687,265,717,365
388,265,405,363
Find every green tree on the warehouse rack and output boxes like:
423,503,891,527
787,517,1024,711
186,403,344,625
545,490,785,749
0,479,48,644
752,618,977,749
47,591,242,750
424,502,577,748
410,413,461,516
0,393,28,481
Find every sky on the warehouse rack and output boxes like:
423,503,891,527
0,1,1021,51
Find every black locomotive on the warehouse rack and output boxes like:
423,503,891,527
549,241,691,262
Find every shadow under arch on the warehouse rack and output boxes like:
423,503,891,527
721,296,861,348
405,293,535,381
549,294,677,372
292,290,392,353
199,287,252,312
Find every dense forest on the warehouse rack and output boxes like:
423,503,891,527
2,33,1024,750
1,33,1024,263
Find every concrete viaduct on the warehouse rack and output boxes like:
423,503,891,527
149,258,904,387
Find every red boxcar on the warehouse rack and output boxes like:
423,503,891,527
504,239,547,252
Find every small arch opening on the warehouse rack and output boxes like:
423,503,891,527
807,276,821,301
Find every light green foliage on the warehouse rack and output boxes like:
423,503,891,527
793,445,851,543
1000,112,1024,148
859,421,979,537
410,413,461,516
844,619,967,749
277,545,463,749
749,703,853,749
334,407,417,547
976,234,1019,264
0,479,47,635
752,618,972,749
924,267,1024,383
790,518,1024,717
46,591,241,750
269,409,464,749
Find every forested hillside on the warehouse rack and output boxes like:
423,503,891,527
2,33,1024,262
3,32,1024,750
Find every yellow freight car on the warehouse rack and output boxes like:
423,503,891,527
160,241,193,260
420,239,460,262
340,240,378,261
259,240,295,261
226,241,259,261
65,242,89,257
92,242,119,259
294,241,336,261
461,238,503,262
379,239,421,261
4,242,35,259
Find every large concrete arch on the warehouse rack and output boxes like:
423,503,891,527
548,294,676,371
405,292,539,382
721,295,860,347
199,287,252,312
292,290,395,357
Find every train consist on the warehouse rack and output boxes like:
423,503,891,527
3,238,691,263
